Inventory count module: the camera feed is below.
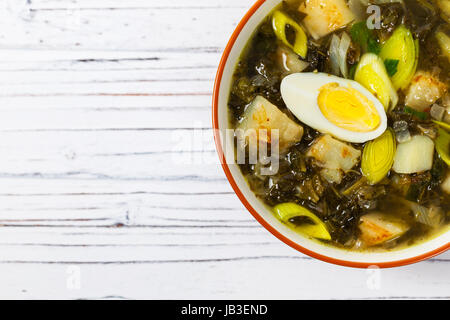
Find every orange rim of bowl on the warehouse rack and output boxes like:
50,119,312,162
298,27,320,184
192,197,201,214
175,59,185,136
212,0,449,268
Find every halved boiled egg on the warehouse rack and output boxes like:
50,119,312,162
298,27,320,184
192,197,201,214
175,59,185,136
280,73,387,143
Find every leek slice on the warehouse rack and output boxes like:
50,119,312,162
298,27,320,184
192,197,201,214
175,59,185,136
434,123,450,166
433,120,450,132
329,34,341,76
273,203,331,240
354,53,398,111
437,0,450,23
361,129,396,184
379,26,419,90
436,31,450,63
272,11,308,58
339,32,352,78
403,200,444,228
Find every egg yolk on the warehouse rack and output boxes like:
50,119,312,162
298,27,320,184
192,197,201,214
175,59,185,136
318,83,381,132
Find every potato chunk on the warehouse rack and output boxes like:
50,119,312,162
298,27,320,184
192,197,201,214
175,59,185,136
306,135,361,183
359,212,409,247
320,168,343,184
298,0,355,40
405,71,447,111
237,96,303,151
392,135,434,174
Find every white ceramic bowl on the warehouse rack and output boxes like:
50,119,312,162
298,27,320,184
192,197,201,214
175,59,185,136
212,0,449,268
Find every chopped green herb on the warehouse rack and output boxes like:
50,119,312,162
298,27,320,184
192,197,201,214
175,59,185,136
348,64,358,79
350,21,381,54
404,106,429,120
384,59,400,77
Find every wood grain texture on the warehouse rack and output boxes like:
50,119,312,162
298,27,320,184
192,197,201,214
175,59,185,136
0,0,448,299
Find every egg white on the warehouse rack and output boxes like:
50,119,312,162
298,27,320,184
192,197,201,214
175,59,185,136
280,73,387,143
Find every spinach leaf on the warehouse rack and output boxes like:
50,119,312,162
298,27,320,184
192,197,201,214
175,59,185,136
350,21,381,54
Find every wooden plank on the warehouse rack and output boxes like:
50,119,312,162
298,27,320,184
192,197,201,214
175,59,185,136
0,2,247,50
0,258,449,299
0,225,446,264
29,0,249,10
0,192,253,226
0,108,212,130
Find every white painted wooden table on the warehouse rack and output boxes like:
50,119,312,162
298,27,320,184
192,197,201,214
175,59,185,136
0,0,448,300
